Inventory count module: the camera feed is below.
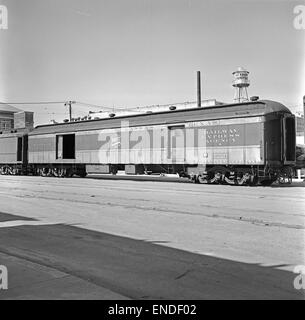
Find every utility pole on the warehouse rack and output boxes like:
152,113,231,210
64,101,76,121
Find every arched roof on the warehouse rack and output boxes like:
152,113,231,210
30,100,292,136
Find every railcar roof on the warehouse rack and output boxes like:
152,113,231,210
29,100,291,136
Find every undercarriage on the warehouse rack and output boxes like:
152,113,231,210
0,163,294,186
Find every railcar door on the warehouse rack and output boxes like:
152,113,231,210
264,117,282,164
168,125,185,164
283,115,296,164
23,135,28,164
17,137,23,162
56,134,75,160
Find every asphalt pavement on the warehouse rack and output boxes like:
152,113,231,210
0,175,304,299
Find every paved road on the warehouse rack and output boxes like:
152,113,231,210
0,175,304,299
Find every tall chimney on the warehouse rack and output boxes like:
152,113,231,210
197,71,201,107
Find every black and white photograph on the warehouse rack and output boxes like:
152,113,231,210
0,0,304,305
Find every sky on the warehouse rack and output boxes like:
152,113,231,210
0,0,304,125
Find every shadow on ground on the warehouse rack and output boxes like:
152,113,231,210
88,174,305,188
0,212,36,222
0,212,303,300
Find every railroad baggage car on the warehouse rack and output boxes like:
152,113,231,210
23,99,295,185
0,131,28,175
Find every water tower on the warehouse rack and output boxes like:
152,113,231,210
232,67,250,103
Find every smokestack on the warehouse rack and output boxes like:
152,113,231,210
197,71,201,107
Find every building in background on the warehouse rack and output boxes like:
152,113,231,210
0,104,21,132
0,104,34,132
14,111,34,130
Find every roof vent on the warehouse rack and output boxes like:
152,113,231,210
250,96,259,101
109,113,116,118
169,106,176,111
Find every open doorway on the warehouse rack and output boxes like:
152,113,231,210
17,137,23,161
56,134,75,159
284,117,296,162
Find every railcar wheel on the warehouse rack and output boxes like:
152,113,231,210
191,175,199,183
209,172,222,184
197,175,208,184
249,175,258,186
237,172,255,186
223,172,236,185
58,168,66,177
278,175,292,185
278,167,293,185
236,173,245,185
48,169,54,177
0,166,8,175
40,168,52,177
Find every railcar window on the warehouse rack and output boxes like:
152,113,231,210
56,134,75,159
285,117,296,162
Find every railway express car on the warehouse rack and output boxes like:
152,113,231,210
0,130,28,175
20,99,295,186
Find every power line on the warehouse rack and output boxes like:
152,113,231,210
76,101,119,112
0,102,22,110
0,100,118,111
0,101,66,105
